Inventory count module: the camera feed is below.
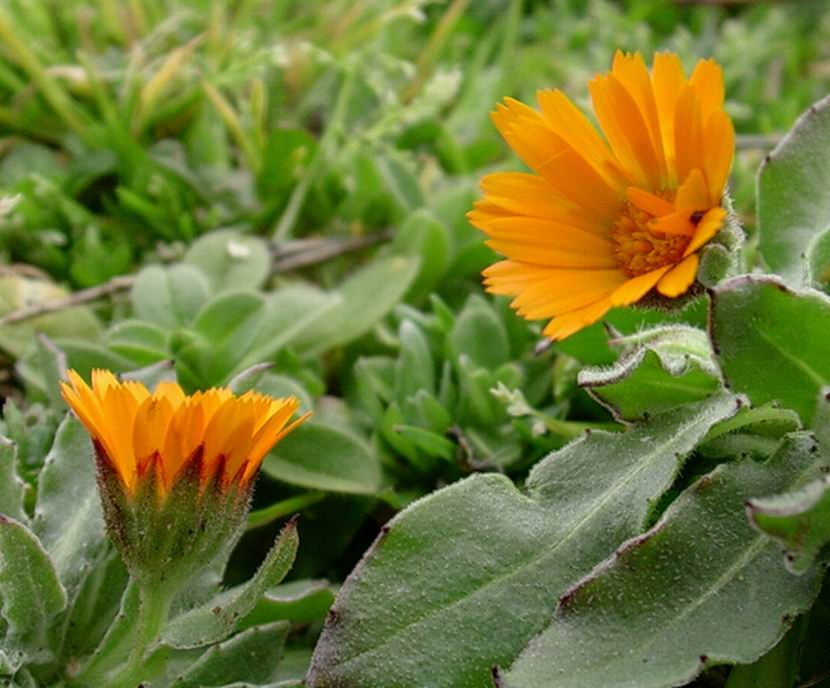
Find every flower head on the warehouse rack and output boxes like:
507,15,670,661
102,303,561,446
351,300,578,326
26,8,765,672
61,369,308,584
469,51,735,340
61,369,306,497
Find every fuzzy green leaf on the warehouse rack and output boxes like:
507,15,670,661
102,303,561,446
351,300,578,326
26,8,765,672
580,326,721,422
306,395,739,688
262,422,382,495
748,474,830,573
32,415,105,596
175,290,265,388
758,94,830,286
298,256,420,356
234,285,341,374
163,519,298,648
0,516,66,665
238,580,335,630
184,229,271,294
710,275,830,425
0,438,26,523
172,621,290,687
131,264,209,329
503,434,823,688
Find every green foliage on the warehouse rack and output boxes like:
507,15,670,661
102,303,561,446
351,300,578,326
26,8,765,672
2,1,830,686
758,94,830,287
0,413,313,686
503,435,823,688
710,276,830,425
307,395,739,687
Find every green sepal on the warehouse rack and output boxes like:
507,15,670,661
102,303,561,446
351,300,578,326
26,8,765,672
94,443,250,589
162,517,299,648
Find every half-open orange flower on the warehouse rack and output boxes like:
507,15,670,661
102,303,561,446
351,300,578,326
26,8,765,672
469,51,735,340
61,369,308,497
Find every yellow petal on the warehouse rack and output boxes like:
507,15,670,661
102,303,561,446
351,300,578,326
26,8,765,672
589,73,661,190
675,168,709,211
657,254,700,297
611,51,669,183
690,58,724,122
611,266,671,306
542,297,613,341
647,209,695,236
626,187,675,218
702,111,734,205
683,207,727,257
652,51,686,184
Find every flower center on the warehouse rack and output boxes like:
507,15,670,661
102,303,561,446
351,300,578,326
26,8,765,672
611,198,691,277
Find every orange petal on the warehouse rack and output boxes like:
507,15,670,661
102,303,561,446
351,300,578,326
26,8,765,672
674,84,703,185
507,268,627,319
652,51,686,184
536,88,625,188
492,98,623,220
589,73,661,190
647,209,695,236
683,207,727,257
675,168,709,211
702,111,734,205
657,254,700,297
611,266,671,306
626,187,675,217
690,58,724,122
478,172,600,233
611,51,669,183
542,297,613,341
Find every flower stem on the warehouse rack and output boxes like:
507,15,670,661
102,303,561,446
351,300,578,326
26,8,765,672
106,583,172,688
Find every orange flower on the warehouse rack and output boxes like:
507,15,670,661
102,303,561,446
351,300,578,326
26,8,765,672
61,369,308,497
469,51,735,340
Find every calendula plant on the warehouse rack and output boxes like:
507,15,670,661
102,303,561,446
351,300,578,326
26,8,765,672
0,369,308,687
305,52,830,688
5,3,830,688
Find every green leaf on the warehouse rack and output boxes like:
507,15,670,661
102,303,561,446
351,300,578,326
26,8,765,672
60,548,129,661
162,519,298,649
390,210,451,302
74,582,140,684
0,516,66,664
262,422,382,495
172,621,290,687
32,415,105,596
710,275,830,425
580,326,722,421
394,320,435,400
237,580,335,630
233,285,341,374
131,264,210,328
0,438,26,523
175,291,265,388
306,395,739,688
105,319,169,366
449,295,510,369
758,94,830,286
724,622,802,688
503,434,823,688
747,474,830,573
184,229,271,294
298,256,420,356
806,225,830,291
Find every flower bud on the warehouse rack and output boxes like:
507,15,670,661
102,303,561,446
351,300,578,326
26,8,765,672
61,369,308,587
